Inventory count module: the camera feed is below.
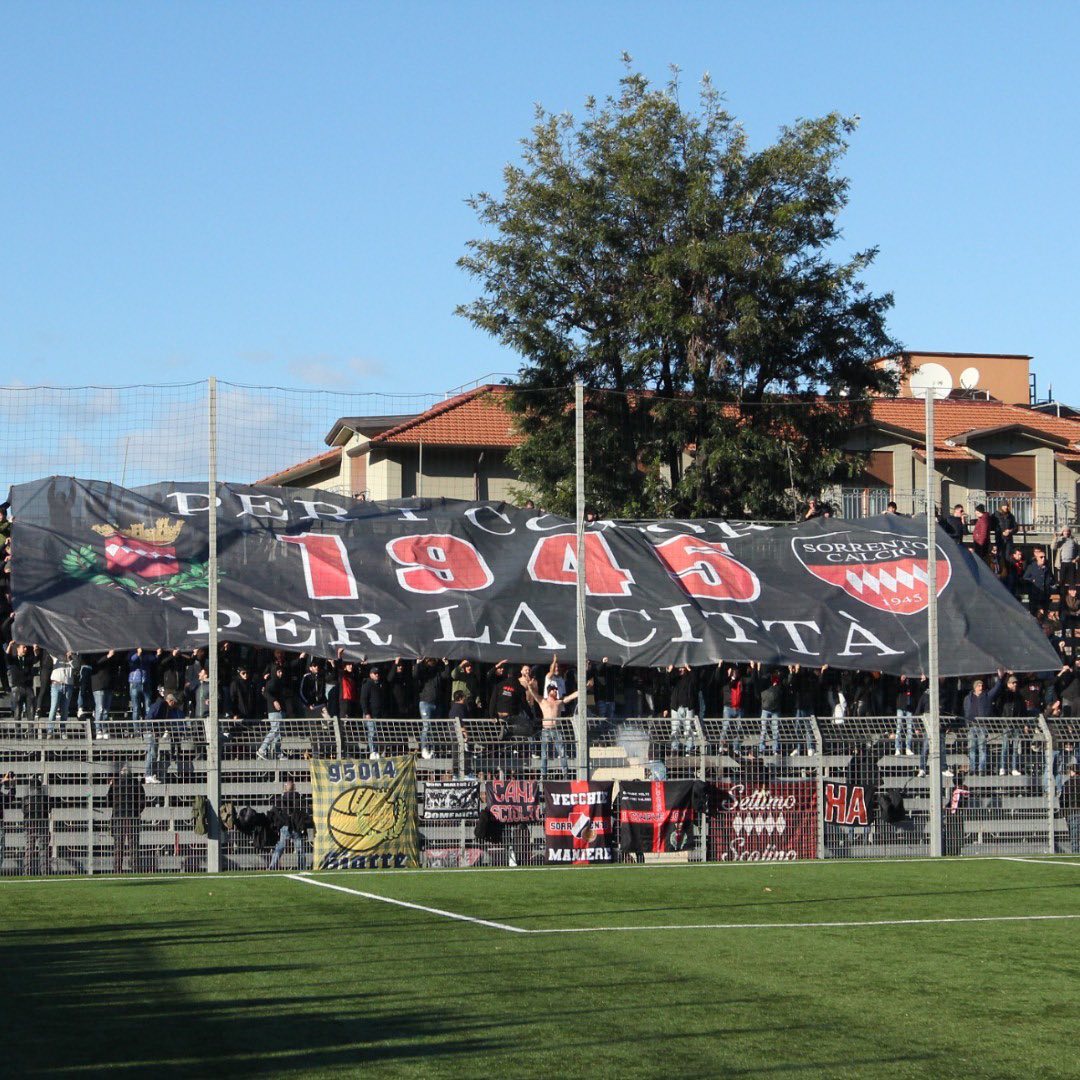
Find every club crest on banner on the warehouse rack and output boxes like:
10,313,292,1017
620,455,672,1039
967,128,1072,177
791,529,951,615
59,516,212,599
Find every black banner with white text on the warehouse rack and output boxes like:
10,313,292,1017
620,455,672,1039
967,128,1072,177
10,478,1060,675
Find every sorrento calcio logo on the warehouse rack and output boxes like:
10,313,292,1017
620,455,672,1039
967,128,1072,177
61,516,212,598
791,529,951,615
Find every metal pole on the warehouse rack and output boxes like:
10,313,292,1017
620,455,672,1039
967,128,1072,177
811,716,826,859
418,440,423,500
925,389,943,857
574,381,589,780
206,377,222,873
1036,715,1057,854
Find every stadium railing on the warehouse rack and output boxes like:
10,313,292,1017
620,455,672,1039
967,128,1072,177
0,714,1072,876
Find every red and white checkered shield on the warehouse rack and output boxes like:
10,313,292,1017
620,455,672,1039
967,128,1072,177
791,530,951,615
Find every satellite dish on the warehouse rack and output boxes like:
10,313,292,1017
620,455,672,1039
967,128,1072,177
959,366,981,390
910,361,953,400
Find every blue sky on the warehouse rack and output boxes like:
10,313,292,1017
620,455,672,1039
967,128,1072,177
3,1,1077,403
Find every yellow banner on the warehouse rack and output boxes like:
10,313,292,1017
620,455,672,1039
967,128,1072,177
311,756,419,870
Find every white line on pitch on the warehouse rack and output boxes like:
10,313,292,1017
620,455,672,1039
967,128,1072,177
526,913,1080,934
285,873,529,933
284,875,1080,936
1001,857,1080,869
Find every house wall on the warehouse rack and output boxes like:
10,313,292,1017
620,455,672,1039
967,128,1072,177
841,427,1077,534
895,353,1031,405
367,446,520,503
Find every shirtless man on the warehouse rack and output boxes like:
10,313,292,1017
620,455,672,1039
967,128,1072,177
521,667,578,779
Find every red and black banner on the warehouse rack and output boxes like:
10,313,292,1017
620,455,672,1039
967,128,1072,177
619,780,703,855
485,779,542,824
822,781,876,827
543,780,614,864
712,781,817,861
9,478,1061,675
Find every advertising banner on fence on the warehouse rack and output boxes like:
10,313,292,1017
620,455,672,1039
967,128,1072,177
543,780,615,864
484,779,542,823
619,780,703,855
422,780,480,821
712,781,817,861
310,756,419,870
10,477,1062,675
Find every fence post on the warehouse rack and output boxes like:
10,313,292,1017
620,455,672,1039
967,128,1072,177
1037,715,1057,854
811,716,825,859
205,376,221,874
87,727,95,875
573,379,589,780
927,712,943,858
453,717,466,779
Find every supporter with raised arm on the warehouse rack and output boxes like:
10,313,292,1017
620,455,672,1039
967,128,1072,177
521,669,577,779
298,658,327,719
489,661,528,735
755,663,784,757
451,659,484,714
127,648,156,727
46,651,76,739
995,669,1026,777
90,650,119,739
667,663,698,755
6,642,37,735
962,675,1002,775
718,664,747,755
893,675,923,758
359,664,387,760
415,657,449,758
385,657,417,719
781,664,813,757
257,661,291,761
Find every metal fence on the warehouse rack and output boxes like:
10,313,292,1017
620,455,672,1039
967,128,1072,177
2,713,1075,876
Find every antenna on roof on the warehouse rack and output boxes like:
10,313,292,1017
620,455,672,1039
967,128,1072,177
909,362,953,400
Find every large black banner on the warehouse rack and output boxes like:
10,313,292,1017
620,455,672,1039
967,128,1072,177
9,477,1061,675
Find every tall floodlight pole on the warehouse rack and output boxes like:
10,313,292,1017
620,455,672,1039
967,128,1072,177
574,380,589,779
917,379,948,857
206,377,221,873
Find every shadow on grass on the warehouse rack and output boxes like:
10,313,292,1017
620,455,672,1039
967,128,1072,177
0,919,499,1076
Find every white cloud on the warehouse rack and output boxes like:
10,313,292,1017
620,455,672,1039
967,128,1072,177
286,355,386,388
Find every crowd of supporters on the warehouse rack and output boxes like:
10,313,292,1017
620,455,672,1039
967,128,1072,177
1,497,1078,778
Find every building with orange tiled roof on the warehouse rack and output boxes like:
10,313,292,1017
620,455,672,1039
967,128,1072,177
261,355,1079,544
258,384,522,501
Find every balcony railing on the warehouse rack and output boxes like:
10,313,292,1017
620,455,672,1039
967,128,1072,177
839,486,892,519
980,493,1074,531
834,488,1075,531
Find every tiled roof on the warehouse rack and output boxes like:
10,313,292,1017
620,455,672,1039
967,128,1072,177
258,447,341,485
369,385,520,448
914,448,977,462
870,398,1080,452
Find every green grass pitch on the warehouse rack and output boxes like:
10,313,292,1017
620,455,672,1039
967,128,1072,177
2,858,1078,1078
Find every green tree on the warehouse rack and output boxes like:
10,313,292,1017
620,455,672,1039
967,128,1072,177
458,62,900,519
